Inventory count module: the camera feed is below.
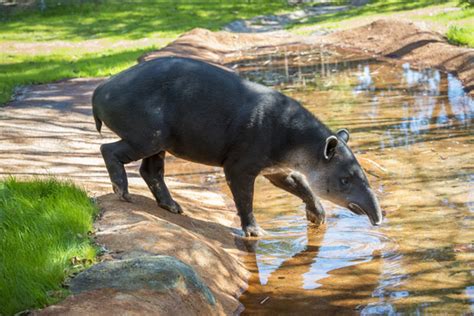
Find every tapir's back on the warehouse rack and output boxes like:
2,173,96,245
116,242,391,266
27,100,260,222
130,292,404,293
93,56,249,116
92,57,278,165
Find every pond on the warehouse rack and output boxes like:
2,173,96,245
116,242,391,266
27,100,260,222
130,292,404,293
168,45,474,314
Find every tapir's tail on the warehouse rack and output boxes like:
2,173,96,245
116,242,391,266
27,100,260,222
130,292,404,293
93,111,102,134
92,87,103,135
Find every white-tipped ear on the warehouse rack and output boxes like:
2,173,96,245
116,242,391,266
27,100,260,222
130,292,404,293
324,136,338,160
336,128,350,143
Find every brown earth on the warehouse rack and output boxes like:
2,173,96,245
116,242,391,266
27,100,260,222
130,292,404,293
139,28,302,65
2,18,472,315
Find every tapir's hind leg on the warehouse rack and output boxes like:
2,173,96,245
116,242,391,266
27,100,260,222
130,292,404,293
139,151,183,214
100,140,144,202
265,172,326,226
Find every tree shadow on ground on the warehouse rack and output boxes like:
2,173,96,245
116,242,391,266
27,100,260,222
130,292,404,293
1,0,290,41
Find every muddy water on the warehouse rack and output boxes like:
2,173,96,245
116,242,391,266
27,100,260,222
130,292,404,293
166,46,473,314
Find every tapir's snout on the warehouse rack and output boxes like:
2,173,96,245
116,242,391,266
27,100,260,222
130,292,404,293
302,132,385,228
348,188,383,226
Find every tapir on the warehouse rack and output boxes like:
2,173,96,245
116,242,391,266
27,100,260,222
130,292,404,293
92,56,383,237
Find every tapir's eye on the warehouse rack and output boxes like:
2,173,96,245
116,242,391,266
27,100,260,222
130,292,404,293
340,177,349,186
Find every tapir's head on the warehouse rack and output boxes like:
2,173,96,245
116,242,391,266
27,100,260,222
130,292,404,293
303,129,383,226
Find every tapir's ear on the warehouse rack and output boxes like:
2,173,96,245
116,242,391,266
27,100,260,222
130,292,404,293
324,136,338,160
336,128,350,143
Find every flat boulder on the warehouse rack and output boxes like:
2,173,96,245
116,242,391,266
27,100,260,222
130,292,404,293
70,255,216,305
37,256,222,316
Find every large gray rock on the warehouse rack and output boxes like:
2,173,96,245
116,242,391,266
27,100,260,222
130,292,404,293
70,255,216,306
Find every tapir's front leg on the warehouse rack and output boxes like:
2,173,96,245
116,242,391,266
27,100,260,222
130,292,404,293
265,171,326,225
140,151,183,214
224,165,265,237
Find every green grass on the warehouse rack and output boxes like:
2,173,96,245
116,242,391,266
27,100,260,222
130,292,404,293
0,178,99,315
2,0,471,105
1,0,292,42
0,46,156,106
288,0,473,48
0,0,294,105
288,0,452,31
446,24,474,46
421,6,474,47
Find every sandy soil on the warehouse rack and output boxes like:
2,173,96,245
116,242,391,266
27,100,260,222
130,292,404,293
0,37,173,56
1,18,472,315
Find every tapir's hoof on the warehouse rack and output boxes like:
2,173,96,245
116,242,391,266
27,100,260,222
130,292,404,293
243,225,266,237
120,193,133,202
306,209,325,226
159,201,183,214
112,185,132,202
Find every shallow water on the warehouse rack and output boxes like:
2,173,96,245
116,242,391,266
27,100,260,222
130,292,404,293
228,46,474,315
168,46,474,314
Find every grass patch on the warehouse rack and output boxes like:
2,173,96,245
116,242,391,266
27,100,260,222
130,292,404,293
288,0,473,48
446,24,474,46
0,178,99,315
0,0,294,105
421,6,474,47
1,0,292,42
0,46,156,105
288,0,452,31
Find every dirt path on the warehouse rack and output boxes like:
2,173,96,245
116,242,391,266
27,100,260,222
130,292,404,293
0,37,173,56
223,4,349,33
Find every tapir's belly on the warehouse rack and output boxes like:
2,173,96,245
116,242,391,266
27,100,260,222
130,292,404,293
99,99,236,167
161,107,240,167
166,142,227,167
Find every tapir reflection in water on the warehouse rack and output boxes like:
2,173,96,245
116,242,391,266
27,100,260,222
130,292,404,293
92,57,383,237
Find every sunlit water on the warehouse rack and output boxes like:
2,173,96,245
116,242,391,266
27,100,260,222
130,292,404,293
167,46,473,314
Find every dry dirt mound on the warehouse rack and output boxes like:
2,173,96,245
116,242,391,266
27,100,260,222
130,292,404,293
138,28,303,65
